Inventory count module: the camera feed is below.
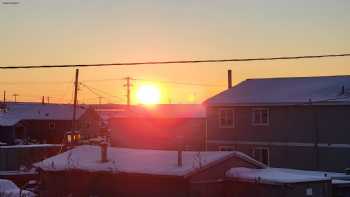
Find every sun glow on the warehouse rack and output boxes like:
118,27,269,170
136,84,161,105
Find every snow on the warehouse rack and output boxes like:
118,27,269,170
226,167,332,185
34,145,262,177
0,179,35,197
205,75,350,106
0,144,61,149
0,103,88,126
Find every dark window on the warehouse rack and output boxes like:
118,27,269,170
219,109,234,128
253,147,269,165
49,121,55,129
252,108,269,126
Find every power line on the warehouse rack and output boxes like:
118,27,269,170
80,82,124,103
1,53,350,69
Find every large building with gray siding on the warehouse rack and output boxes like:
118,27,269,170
204,75,350,172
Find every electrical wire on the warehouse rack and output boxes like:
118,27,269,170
1,53,350,69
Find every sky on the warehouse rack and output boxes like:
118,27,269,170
0,0,350,104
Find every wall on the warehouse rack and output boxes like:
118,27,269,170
0,126,15,144
109,117,206,150
207,105,350,171
224,180,332,197
0,145,62,171
40,171,188,197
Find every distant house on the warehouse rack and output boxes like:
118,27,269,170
34,145,264,197
0,103,101,144
204,75,350,171
102,104,206,151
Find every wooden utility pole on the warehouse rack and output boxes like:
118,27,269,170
98,96,103,105
124,77,132,106
47,96,50,104
72,69,79,132
13,93,18,103
3,91,6,104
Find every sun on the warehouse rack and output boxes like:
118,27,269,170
136,84,161,105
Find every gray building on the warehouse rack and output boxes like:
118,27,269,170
204,75,350,172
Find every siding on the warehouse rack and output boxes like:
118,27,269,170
207,105,350,171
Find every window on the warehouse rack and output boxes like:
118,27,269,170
253,147,269,165
252,108,269,126
49,121,55,129
219,146,236,151
219,109,234,128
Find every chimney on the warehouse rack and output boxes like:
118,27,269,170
178,149,182,167
227,70,232,89
42,96,45,105
100,142,108,163
177,136,184,167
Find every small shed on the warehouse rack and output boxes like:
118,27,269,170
34,145,265,197
225,167,338,197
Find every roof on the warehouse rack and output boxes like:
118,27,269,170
226,167,350,185
205,75,350,106
34,145,264,177
226,167,331,185
97,104,206,119
0,103,88,126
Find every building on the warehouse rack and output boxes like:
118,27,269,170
0,103,101,144
34,145,265,197
0,144,62,171
204,75,350,171
224,167,338,197
101,104,206,150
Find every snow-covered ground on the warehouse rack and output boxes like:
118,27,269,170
0,179,35,197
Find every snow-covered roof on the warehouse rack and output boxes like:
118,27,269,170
205,75,350,106
34,145,263,177
97,104,206,119
0,144,61,149
226,167,350,185
0,103,88,126
0,179,35,197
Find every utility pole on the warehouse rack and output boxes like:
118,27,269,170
98,96,103,105
124,77,132,106
72,69,79,132
13,93,18,103
47,96,50,104
3,91,6,104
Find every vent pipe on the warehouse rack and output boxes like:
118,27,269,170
178,148,183,167
100,142,108,163
177,136,184,167
228,70,232,89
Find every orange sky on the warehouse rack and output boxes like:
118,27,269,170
0,1,350,104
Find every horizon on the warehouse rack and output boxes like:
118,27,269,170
1,0,350,104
